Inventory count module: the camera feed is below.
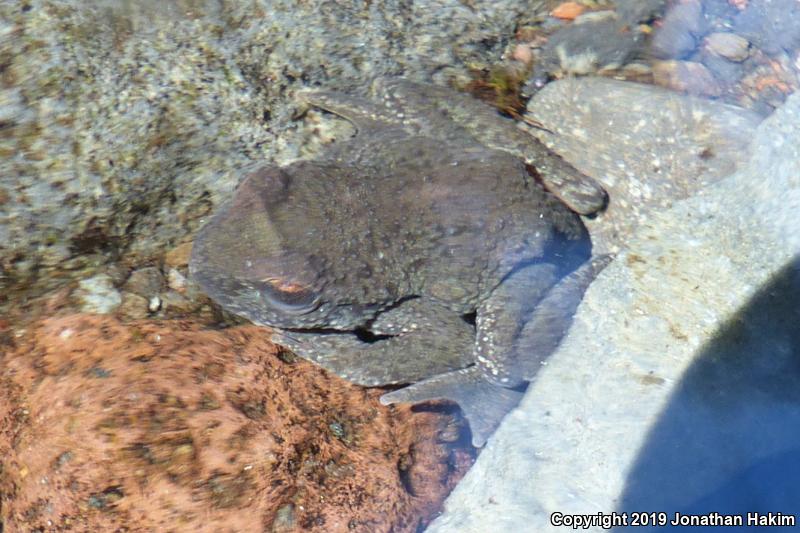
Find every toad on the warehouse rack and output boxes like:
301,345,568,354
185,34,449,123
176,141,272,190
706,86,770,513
190,79,610,446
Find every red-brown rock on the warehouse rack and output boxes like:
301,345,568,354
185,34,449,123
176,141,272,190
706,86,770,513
0,315,471,532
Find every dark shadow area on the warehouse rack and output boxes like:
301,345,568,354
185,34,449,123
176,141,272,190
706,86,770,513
616,256,800,531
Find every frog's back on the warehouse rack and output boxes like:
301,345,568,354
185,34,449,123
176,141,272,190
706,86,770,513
357,137,591,307
244,134,590,310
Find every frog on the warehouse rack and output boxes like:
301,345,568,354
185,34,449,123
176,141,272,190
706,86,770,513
189,78,610,446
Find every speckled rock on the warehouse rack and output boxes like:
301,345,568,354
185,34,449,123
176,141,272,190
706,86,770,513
733,0,800,55
427,82,800,533
0,0,538,311
528,12,647,87
522,77,762,253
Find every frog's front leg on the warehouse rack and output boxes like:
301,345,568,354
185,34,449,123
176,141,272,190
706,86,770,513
467,118,609,216
271,299,473,386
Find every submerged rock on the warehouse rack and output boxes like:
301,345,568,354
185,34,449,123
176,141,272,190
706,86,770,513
522,77,762,253
0,316,472,532
0,0,533,311
704,32,750,62
428,82,800,533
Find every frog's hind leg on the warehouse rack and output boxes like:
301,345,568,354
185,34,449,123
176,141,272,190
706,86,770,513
371,78,608,215
296,88,406,134
271,299,474,387
476,255,613,387
527,147,609,216
380,252,609,448
380,366,524,447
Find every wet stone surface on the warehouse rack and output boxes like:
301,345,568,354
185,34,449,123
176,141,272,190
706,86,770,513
522,77,762,253
4,0,800,531
429,68,800,533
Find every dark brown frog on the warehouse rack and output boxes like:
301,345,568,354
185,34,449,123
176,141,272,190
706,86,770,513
190,79,609,445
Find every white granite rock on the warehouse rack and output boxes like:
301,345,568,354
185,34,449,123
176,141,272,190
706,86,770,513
523,78,762,253
428,89,800,532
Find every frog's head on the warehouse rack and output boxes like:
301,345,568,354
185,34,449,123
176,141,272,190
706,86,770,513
189,165,389,330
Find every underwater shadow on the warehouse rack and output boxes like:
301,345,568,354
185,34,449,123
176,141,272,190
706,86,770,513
615,256,800,531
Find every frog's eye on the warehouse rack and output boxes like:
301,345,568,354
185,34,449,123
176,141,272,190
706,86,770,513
260,278,320,315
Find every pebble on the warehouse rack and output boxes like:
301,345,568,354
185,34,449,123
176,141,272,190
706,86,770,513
271,504,296,533
653,60,721,97
148,296,162,313
75,274,122,314
551,2,586,20
573,10,617,24
705,32,750,62
511,44,533,65
160,291,196,314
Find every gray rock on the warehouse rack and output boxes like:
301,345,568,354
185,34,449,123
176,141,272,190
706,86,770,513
652,26,697,60
427,85,800,533
527,14,645,90
705,32,750,62
74,273,122,314
522,77,761,253
0,0,536,310
614,0,667,24
698,49,746,87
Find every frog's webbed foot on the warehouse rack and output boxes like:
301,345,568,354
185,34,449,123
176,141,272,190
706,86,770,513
380,366,524,447
477,255,613,386
272,299,474,386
